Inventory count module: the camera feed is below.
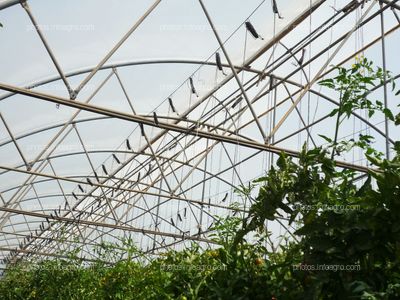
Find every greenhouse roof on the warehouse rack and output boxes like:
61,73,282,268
0,0,399,269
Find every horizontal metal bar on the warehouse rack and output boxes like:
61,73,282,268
0,82,374,173
0,164,246,212
0,246,107,264
0,206,217,244
0,0,20,10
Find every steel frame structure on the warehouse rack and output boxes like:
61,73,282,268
0,0,399,270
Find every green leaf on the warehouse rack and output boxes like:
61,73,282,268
350,281,370,294
253,176,268,183
360,76,376,85
294,223,321,236
395,113,400,126
318,134,333,143
288,211,298,225
383,108,394,121
309,236,336,252
365,154,381,166
276,152,289,170
354,232,374,250
355,175,372,197
359,134,374,143
329,108,339,117
368,109,374,118
318,78,335,88
394,141,400,153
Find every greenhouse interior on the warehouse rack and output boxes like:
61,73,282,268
0,0,400,299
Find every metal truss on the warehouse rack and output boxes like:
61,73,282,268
0,0,399,269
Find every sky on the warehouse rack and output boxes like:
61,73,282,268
0,0,320,162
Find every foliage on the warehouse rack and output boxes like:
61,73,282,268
234,57,400,299
1,58,400,299
319,56,396,120
0,236,276,300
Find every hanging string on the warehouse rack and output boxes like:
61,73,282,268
306,0,312,147
310,0,337,136
206,96,217,229
269,8,278,169
235,20,249,206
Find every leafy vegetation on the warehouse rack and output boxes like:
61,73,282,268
0,58,399,299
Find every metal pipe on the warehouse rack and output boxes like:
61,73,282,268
379,1,391,159
0,165,247,212
0,113,30,170
198,0,268,142
266,0,377,142
74,0,161,96
0,82,373,173
0,0,20,11
0,206,217,244
21,1,73,97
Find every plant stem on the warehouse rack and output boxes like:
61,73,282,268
331,91,343,160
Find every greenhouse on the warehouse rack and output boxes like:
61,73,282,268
0,0,399,299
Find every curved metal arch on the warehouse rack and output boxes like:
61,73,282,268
0,216,167,253
0,0,396,260
0,56,388,199
0,231,100,252
0,58,257,180
0,172,169,195
0,113,254,193
0,166,242,216
1,182,240,222
0,121,241,251
0,128,219,209
0,75,378,244
0,206,216,245
2,0,315,257
0,209,212,259
0,59,388,251
0,116,109,148
0,59,256,187
0,114,252,160
0,59,259,102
